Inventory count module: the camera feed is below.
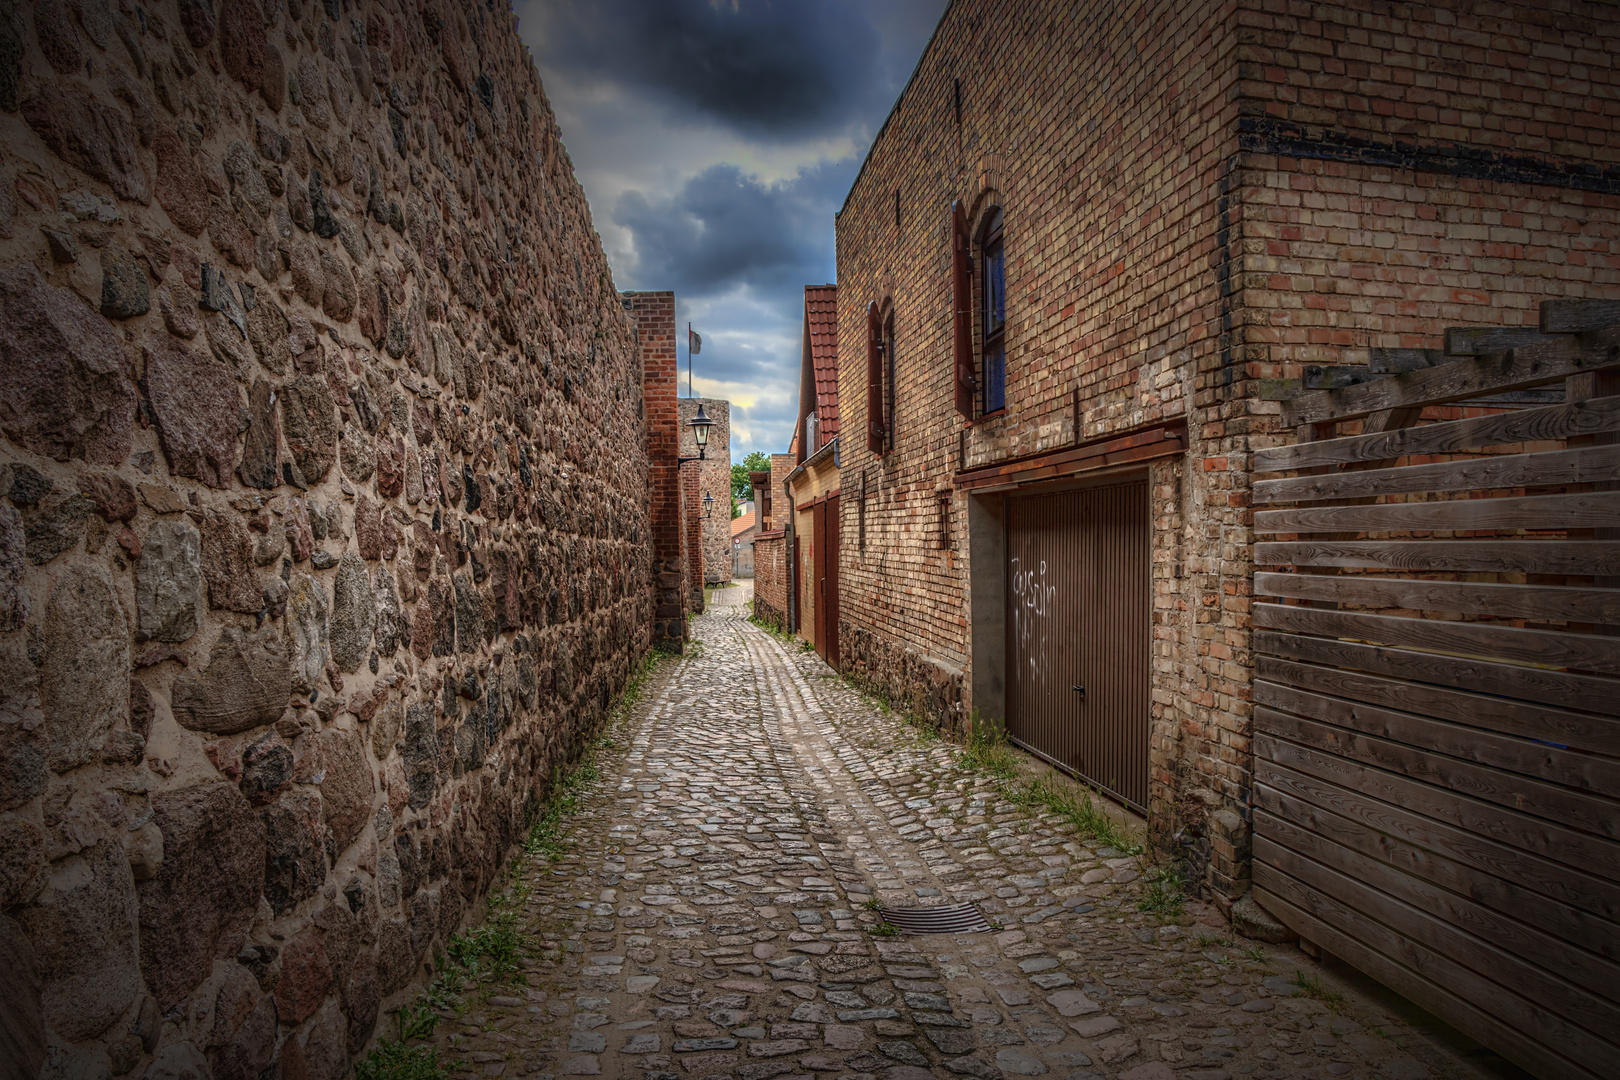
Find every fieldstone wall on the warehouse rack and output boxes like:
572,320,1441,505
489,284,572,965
677,397,730,584
0,0,653,1077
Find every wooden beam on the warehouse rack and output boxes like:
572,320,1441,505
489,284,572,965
1258,758,1620,923
1255,778,1620,967
1259,657,1620,757
1254,540,1620,575
1254,572,1620,625
1252,444,1620,504
1444,326,1566,356
953,421,1185,491
1542,299,1620,335
1259,733,1620,880
1257,811,1620,1005
1255,602,1620,675
1254,847,1620,1070
1256,394,1620,471
1254,630,1620,716
1280,326,1620,427
1256,679,1620,798
1253,880,1600,1080
1254,491,1620,534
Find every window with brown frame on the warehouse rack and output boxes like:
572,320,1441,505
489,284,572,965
884,311,896,450
980,209,1006,414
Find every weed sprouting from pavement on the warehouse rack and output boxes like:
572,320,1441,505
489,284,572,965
354,1041,451,1080
357,646,672,1079
957,713,1020,781
1137,867,1187,918
1292,969,1348,1012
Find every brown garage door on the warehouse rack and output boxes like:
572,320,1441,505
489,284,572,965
1006,481,1150,811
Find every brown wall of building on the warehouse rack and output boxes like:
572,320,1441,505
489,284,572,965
0,0,656,1076
834,0,1620,900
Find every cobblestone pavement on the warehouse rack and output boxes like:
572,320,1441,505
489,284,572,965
431,601,1493,1080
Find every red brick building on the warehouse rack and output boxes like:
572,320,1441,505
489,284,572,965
623,291,706,649
833,0,1620,905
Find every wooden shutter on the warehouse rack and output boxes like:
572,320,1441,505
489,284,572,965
952,200,974,417
866,301,885,453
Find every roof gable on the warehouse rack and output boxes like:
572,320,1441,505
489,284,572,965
805,285,839,441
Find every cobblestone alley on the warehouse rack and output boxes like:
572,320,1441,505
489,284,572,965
429,592,1498,1080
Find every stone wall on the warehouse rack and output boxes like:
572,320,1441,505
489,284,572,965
833,0,1620,901
677,397,730,584
0,1,655,1077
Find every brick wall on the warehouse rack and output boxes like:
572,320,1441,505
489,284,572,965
833,0,1620,902
752,532,788,630
678,397,731,583
623,291,686,650
0,0,656,1075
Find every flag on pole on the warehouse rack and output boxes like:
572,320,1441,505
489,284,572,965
689,328,702,354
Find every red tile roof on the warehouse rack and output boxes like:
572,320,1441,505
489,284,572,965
805,285,838,442
730,508,756,538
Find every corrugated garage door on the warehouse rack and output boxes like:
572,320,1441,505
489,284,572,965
1006,481,1149,810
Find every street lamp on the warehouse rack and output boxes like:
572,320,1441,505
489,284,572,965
702,491,715,518
679,403,716,464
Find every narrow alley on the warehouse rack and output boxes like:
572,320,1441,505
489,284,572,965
422,596,1494,1080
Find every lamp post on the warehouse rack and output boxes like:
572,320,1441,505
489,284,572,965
702,491,715,518
678,403,715,464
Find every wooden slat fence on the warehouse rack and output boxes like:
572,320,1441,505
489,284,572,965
1250,300,1620,1080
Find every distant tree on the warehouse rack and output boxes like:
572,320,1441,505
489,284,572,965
732,451,770,500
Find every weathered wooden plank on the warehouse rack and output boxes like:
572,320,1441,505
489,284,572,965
1254,630,1620,716
1256,825,1620,1030
1542,299,1620,335
1445,326,1566,356
1257,759,1620,924
1256,680,1620,797
1255,775,1620,962
1258,733,1620,879
1257,656,1620,757
1256,395,1620,472
1253,882,1600,1080
1259,708,1620,840
1252,444,1620,504
1256,860,1618,1077
1254,539,1620,575
1255,602,1620,676
1280,325,1620,427
1254,572,1620,625
1255,491,1620,534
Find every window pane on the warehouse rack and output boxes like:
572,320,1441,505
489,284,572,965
984,341,1005,413
985,242,1005,332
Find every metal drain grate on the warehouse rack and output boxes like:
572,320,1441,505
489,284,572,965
877,903,993,934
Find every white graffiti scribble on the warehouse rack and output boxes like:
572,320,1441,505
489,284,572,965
1010,556,1058,696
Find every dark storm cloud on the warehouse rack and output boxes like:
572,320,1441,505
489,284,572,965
530,0,885,138
615,162,853,296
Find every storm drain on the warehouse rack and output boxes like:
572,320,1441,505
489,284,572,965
877,903,993,934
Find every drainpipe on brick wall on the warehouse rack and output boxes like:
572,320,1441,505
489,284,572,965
782,475,796,633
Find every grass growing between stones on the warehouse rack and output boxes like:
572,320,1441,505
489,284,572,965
524,645,669,859
353,1041,451,1080
1291,969,1348,1012
357,646,673,1080
1136,866,1187,918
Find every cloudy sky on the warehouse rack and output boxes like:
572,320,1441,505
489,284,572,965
514,0,948,462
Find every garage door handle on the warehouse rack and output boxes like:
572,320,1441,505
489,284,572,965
1071,684,1085,694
